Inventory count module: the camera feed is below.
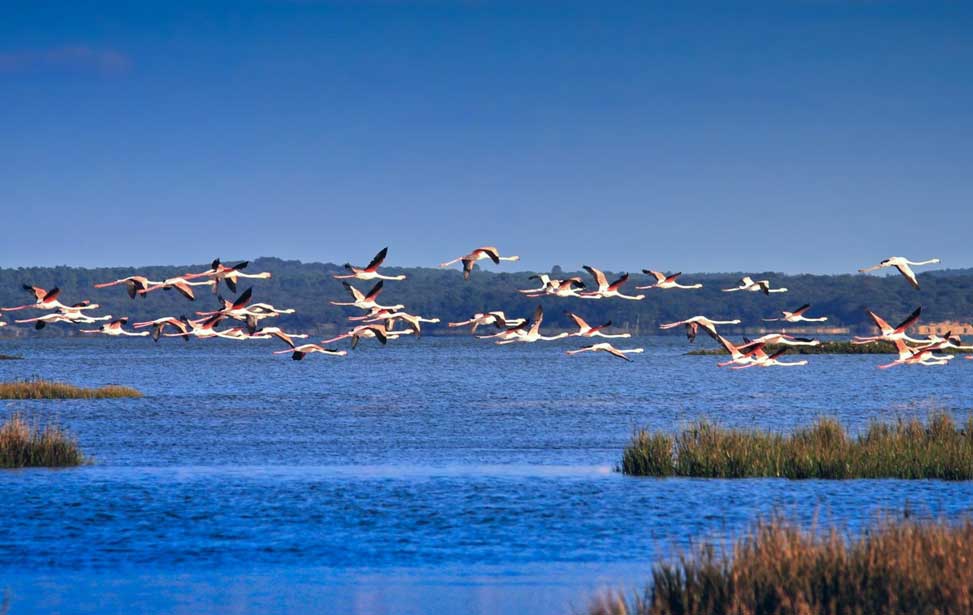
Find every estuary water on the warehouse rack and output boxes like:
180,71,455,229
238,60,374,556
1,336,972,614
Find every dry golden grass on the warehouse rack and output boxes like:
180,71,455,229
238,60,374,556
0,413,86,467
589,515,973,615
621,414,973,479
0,378,141,399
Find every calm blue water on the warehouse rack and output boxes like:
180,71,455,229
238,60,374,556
1,336,972,614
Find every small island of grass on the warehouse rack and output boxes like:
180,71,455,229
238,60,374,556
0,413,86,468
0,378,142,400
589,515,973,615
621,414,973,479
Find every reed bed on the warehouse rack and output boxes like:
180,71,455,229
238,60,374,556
687,341,969,355
621,414,973,479
0,413,86,467
0,378,141,399
588,515,973,615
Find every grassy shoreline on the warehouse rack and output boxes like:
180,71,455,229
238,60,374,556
0,413,86,467
621,414,973,479
0,378,142,400
589,515,973,615
687,340,970,355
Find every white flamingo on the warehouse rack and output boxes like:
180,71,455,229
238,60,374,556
519,275,586,298
132,316,191,342
852,307,926,345
731,347,809,369
565,342,644,362
333,247,406,281
80,317,150,337
365,311,440,338
273,343,347,361
763,304,828,323
578,266,644,300
184,258,271,293
321,324,413,349
448,311,526,333
440,246,520,280
93,276,158,299
495,306,569,345
3,285,63,311
15,311,112,330
659,315,741,343
738,333,820,348
859,256,940,290
878,339,953,369
138,277,216,301
722,276,788,294
330,281,404,312
636,270,702,290
565,312,631,339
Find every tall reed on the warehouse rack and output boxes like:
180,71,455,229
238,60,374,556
621,414,973,479
0,413,86,467
0,378,141,399
588,515,973,615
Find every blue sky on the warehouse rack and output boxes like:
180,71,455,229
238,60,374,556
2,1,971,273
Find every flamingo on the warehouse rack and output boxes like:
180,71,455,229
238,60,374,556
495,306,569,345
476,320,530,342
15,311,112,330
711,335,766,368
922,332,973,352
565,312,631,339
93,276,158,299
80,317,150,337
859,256,940,290
852,307,926,345
184,258,271,293
2,285,62,311
578,266,644,300
195,288,254,320
273,343,347,361
448,312,526,333
636,270,702,290
440,246,520,280
138,277,216,301
763,304,828,323
321,324,412,349
519,275,586,298
565,342,644,362
55,300,101,315
330,281,404,312
878,339,953,369
248,326,309,347
722,276,787,294
132,316,191,342
333,247,406,281
162,315,242,340
659,316,741,343
731,347,809,369
364,311,440,338
737,333,820,348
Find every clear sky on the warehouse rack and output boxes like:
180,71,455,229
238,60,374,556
2,1,971,273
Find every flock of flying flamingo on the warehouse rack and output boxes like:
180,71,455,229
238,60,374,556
0,248,966,367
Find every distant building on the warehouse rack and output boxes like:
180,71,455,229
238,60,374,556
917,321,973,336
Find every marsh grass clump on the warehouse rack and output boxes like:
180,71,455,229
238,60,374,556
621,414,973,479
588,516,973,615
0,378,141,400
0,413,86,467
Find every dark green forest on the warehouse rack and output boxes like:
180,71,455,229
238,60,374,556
1,257,971,336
